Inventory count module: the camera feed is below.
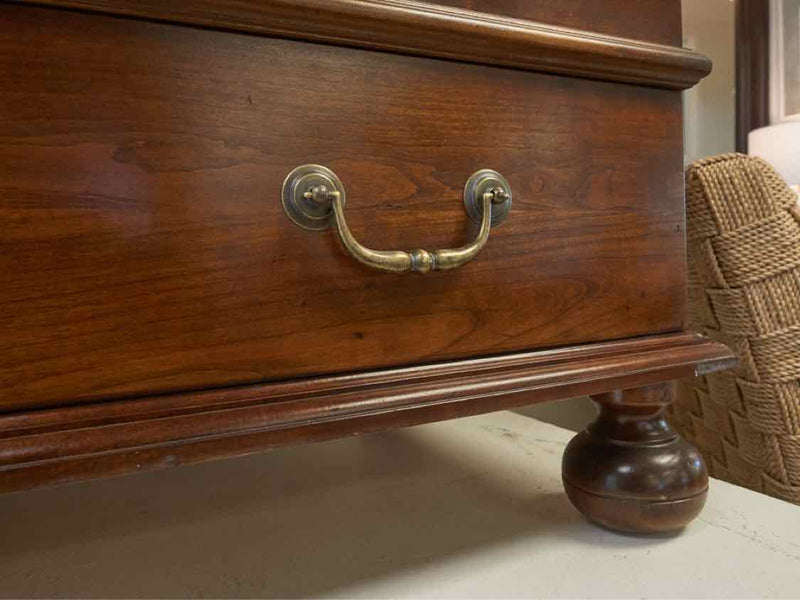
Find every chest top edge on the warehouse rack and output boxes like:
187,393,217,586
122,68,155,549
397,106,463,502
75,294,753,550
10,0,711,90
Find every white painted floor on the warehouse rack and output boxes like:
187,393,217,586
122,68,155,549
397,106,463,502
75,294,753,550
1,411,798,598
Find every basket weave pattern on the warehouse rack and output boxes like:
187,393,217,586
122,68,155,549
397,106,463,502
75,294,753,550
672,153,800,504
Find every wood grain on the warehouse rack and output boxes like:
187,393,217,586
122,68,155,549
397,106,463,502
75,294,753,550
434,0,683,46
0,333,735,493
8,0,710,89
0,5,690,409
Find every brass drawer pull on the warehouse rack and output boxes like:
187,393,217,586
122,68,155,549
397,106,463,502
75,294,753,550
281,165,511,274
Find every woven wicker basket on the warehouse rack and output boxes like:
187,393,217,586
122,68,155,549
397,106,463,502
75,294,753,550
671,153,800,504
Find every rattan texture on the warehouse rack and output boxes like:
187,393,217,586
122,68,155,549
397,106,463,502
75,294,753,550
672,153,800,504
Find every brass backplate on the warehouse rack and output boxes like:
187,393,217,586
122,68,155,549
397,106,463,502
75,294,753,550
281,164,346,231
463,169,512,226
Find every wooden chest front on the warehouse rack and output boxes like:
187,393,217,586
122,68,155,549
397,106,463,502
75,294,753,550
1,1,697,410
0,1,735,507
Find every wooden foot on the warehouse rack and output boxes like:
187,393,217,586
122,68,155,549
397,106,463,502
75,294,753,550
562,382,708,534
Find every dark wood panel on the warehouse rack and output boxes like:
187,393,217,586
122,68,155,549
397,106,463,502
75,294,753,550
0,5,688,409
434,0,683,46
0,333,736,493
735,0,770,152
9,0,709,89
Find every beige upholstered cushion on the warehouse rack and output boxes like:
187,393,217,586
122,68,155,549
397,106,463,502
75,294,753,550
672,153,800,504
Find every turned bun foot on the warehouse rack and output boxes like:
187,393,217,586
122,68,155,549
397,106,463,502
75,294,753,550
562,383,708,534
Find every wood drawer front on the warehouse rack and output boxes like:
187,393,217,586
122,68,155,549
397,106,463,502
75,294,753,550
0,5,686,410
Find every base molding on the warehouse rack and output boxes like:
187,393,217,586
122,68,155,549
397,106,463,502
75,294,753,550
0,332,734,493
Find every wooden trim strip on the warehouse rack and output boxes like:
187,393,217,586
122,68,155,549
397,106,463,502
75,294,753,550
9,0,711,89
735,0,770,151
0,332,735,492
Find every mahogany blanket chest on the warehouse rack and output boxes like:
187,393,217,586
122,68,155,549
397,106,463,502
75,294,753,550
0,0,735,532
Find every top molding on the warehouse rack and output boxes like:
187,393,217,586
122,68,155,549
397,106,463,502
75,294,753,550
16,0,711,90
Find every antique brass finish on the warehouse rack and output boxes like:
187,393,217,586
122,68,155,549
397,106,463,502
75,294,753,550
281,164,346,231
281,165,511,273
463,169,512,226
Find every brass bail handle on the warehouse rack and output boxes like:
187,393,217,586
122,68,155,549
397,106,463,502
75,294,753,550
281,165,512,274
